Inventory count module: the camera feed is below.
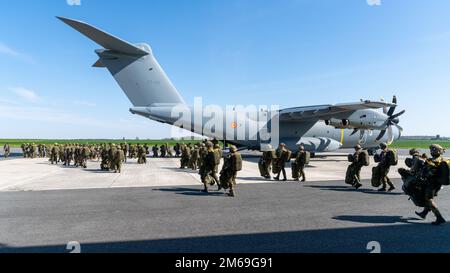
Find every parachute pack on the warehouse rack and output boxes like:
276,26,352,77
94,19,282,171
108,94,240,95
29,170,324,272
439,159,450,186
371,165,382,188
359,150,370,166
291,161,299,179
386,149,398,166
281,150,292,162
234,153,243,172
303,151,311,165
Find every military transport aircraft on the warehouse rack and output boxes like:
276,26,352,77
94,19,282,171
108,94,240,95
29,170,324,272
58,17,405,154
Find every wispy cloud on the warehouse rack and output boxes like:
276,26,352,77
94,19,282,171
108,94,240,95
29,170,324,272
72,100,97,107
8,87,40,102
0,42,33,63
367,0,382,6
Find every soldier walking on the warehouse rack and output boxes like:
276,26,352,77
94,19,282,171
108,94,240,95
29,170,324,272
374,143,397,192
3,143,10,158
293,146,310,182
274,143,291,181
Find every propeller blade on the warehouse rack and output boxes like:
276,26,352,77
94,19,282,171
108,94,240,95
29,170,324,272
386,95,398,116
387,126,394,144
390,109,406,120
376,129,387,141
350,129,359,136
392,95,397,105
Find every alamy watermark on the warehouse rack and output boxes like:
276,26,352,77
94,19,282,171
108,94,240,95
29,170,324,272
169,97,280,149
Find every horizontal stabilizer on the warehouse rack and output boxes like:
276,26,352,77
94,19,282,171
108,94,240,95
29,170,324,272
57,16,149,56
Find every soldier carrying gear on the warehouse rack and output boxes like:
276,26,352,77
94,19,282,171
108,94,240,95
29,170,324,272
259,145,276,179
115,147,125,173
199,141,216,193
189,145,200,170
51,144,59,165
108,144,118,171
293,146,310,182
346,145,370,189
180,144,191,169
373,142,396,192
81,144,91,169
400,144,447,225
3,143,10,158
152,145,159,158
100,145,110,170
274,143,291,181
219,146,242,197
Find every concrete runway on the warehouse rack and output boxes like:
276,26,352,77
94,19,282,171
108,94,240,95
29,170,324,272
0,152,450,253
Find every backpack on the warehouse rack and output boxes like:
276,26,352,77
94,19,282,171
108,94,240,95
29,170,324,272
387,149,398,166
371,166,382,188
282,150,292,162
298,151,310,165
213,150,221,165
439,160,450,186
291,161,299,179
359,150,370,167
304,152,311,165
234,153,243,172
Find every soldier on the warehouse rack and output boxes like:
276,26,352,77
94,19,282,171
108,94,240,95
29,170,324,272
293,146,310,182
137,144,147,164
160,144,167,158
115,146,125,173
21,143,26,158
3,143,10,158
375,142,396,192
189,144,200,170
346,145,369,189
174,143,181,158
259,145,276,179
122,143,128,162
180,144,191,169
274,143,291,181
200,141,217,193
152,145,159,158
81,144,91,168
100,144,110,170
415,144,447,225
108,144,118,171
31,143,37,159
222,146,242,197
50,144,59,165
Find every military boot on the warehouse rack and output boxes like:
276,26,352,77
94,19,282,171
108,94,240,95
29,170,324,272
432,215,446,226
415,209,429,219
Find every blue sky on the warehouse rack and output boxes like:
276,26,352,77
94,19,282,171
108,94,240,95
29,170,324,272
1,0,450,139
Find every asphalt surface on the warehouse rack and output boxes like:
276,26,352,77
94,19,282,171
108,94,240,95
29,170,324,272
1,179,450,253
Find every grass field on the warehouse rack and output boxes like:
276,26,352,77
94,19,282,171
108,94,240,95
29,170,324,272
1,138,449,150
389,139,450,149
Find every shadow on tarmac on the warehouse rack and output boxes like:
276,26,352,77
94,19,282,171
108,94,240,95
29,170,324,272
305,185,404,196
152,187,227,197
1,221,448,253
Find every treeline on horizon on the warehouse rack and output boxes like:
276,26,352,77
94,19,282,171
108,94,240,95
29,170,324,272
1,138,449,149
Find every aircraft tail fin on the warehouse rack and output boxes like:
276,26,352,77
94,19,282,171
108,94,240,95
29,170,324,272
58,16,185,107
57,16,148,56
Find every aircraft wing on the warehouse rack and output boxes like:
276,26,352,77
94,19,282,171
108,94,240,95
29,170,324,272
278,100,395,121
